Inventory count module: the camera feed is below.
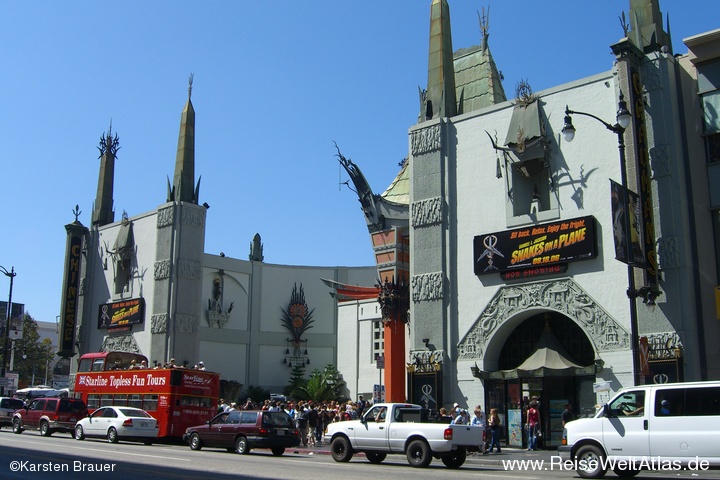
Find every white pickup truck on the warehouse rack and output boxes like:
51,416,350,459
326,403,483,468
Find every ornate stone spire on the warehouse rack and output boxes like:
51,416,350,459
168,74,199,203
627,0,671,54
92,122,119,226
423,0,456,121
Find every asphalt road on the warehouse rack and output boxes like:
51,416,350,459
1,430,718,479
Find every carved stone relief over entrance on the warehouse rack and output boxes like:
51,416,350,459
457,279,630,360
102,334,141,353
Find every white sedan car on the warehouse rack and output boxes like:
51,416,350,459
75,406,158,444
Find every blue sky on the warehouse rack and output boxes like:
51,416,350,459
1,1,718,325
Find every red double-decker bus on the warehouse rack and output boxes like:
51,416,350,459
72,352,220,438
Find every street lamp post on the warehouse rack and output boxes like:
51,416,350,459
1,265,17,396
561,93,644,385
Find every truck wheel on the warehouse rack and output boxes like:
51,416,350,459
12,418,23,434
366,451,386,464
406,439,432,468
330,436,353,462
441,447,466,469
575,445,607,479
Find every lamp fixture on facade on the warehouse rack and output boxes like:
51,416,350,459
561,91,632,142
627,286,660,307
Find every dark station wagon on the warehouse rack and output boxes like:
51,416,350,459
184,410,300,456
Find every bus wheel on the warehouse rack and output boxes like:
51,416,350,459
107,427,119,444
236,436,249,454
189,433,203,451
75,425,85,441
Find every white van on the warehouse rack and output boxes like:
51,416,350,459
558,381,720,478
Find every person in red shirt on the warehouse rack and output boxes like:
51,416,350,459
526,401,540,450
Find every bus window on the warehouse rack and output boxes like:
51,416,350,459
78,357,93,372
92,359,106,372
100,395,113,407
129,395,142,409
87,394,100,409
143,395,158,412
113,395,128,406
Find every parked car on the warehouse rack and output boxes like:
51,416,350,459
183,410,300,455
74,406,158,444
12,397,88,437
0,397,24,427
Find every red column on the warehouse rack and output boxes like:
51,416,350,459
384,320,406,402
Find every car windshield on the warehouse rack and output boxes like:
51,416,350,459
120,408,151,418
262,412,293,428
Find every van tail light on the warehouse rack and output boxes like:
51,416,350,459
444,428,453,440
259,428,268,435
123,419,133,427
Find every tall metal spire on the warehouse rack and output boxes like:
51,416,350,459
169,74,199,203
423,0,456,121
92,121,119,226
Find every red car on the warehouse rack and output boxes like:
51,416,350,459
183,410,300,455
12,397,88,437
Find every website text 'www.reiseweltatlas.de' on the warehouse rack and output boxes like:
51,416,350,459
502,456,711,473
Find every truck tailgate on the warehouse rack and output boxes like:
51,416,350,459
448,425,484,447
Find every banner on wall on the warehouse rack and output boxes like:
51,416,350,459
474,216,597,275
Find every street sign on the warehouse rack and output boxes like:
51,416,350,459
0,377,11,387
376,355,384,369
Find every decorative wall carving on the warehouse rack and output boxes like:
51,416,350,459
182,208,205,228
411,124,442,156
457,279,630,360
175,313,199,334
101,334,141,353
151,313,168,334
157,207,174,228
407,349,445,373
411,272,444,302
657,236,679,270
178,259,202,280
208,273,234,328
411,197,443,227
649,146,671,178
645,331,683,361
641,61,663,91
154,260,171,280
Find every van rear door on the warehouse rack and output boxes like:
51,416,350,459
601,390,650,459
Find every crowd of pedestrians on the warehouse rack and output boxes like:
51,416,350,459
214,394,560,454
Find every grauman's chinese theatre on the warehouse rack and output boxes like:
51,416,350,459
330,0,719,450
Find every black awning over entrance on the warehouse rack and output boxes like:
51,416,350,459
472,321,597,379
